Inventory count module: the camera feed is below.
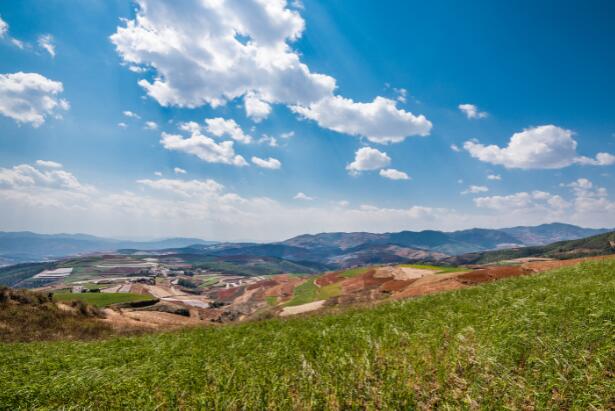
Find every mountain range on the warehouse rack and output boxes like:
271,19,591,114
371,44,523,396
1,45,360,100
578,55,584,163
0,223,610,269
0,232,215,266
155,223,611,269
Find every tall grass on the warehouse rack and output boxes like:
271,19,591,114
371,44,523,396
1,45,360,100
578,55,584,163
0,260,613,409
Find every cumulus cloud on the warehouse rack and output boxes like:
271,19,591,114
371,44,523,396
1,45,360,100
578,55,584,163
110,0,431,142
0,72,69,127
450,144,461,152
144,121,158,130
174,167,187,174
118,122,128,128
292,96,431,144
574,152,615,166
251,156,281,169
346,147,391,175
123,110,141,119
244,92,272,122
462,185,489,195
487,174,501,180
205,117,252,144
379,168,410,180
37,34,56,57
293,192,313,201
160,126,248,167
464,125,615,169
458,103,488,119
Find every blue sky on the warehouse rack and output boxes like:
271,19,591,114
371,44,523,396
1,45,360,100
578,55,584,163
0,0,614,241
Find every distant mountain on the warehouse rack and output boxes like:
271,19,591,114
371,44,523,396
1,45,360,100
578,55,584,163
279,223,610,256
0,232,215,266
445,230,615,265
0,223,610,269
499,223,610,246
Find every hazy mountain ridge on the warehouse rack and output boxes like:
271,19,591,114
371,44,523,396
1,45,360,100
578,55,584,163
0,232,216,266
445,230,615,265
0,223,609,269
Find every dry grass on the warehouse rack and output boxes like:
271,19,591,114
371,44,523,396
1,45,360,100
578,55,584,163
0,287,112,343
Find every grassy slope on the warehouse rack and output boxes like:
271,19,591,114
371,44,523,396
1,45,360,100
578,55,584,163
1,260,614,409
52,292,155,307
0,288,111,343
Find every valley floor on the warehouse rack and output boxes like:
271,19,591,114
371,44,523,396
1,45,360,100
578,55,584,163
0,259,613,409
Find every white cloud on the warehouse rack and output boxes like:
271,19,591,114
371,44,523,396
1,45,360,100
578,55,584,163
117,122,128,128
154,171,162,177
574,152,615,166
137,177,223,198
251,156,281,169
123,110,141,119
474,190,569,216
10,38,25,49
110,0,332,109
35,160,63,169
205,117,252,144
0,72,69,127
144,121,158,130
292,96,431,143
458,103,488,119
0,162,92,193
379,168,410,180
565,178,615,216
259,134,278,147
464,125,615,169
280,131,295,139
450,144,461,152
0,16,28,49
174,167,187,174
487,174,501,181
393,87,407,103
2,163,614,241
346,147,391,175
110,0,431,141
462,185,489,195
0,16,7,38
244,92,272,122
294,192,313,201
37,34,56,58
161,127,248,167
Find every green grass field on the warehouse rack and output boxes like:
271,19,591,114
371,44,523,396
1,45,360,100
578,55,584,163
1,260,613,409
399,263,469,274
284,278,344,307
339,267,370,278
52,292,155,307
